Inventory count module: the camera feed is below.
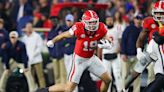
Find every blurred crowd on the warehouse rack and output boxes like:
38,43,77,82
0,0,160,92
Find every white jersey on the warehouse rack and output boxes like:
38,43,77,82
102,26,123,54
147,39,164,75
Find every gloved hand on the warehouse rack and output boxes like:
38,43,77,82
47,40,54,47
98,39,112,49
136,48,145,60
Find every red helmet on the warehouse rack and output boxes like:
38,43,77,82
82,10,99,31
152,0,164,21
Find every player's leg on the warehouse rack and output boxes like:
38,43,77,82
88,55,112,92
100,72,112,92
37,81,77,92
102,58,112,92
48,82,78,92
37,53,88,92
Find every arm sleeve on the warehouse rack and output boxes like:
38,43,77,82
21,44,28,68
121,27,129,54
68,24,78,37
142,17,151,30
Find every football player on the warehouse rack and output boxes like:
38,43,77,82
38,10,113,92
143,28,164,92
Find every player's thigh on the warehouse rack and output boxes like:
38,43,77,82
88,55,112,82
64,54,73,76
68,54,88,84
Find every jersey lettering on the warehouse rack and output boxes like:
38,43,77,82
83,41,97,51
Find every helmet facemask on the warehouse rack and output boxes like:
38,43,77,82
82,10,99,32
152,1,164,23
152,10,164,22
83,18,99,31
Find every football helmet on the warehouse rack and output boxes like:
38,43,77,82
152,0,164,21
82,10,99,31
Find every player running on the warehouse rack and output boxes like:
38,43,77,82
37,10,113,92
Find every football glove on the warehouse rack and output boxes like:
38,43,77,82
98,39,112,49
47,40,54,47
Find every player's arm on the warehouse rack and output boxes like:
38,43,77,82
136,28,149,48
47,31,73,47
136,28,149,60
51,31,73,43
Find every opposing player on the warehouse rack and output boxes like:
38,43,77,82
38,10,112,92
124,0,164,90
144,29,164,92
136,0,164,59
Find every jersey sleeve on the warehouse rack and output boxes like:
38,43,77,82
68,24,79,37
101,24,108,38
103,24,108,37
142,17,153,30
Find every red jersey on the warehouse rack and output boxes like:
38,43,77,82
69,22,107,58
142,17,159,42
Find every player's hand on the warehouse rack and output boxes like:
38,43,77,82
47,40,54,47
98,39,112,49
136,48,145,60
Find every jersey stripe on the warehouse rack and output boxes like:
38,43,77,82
69,54,76,81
